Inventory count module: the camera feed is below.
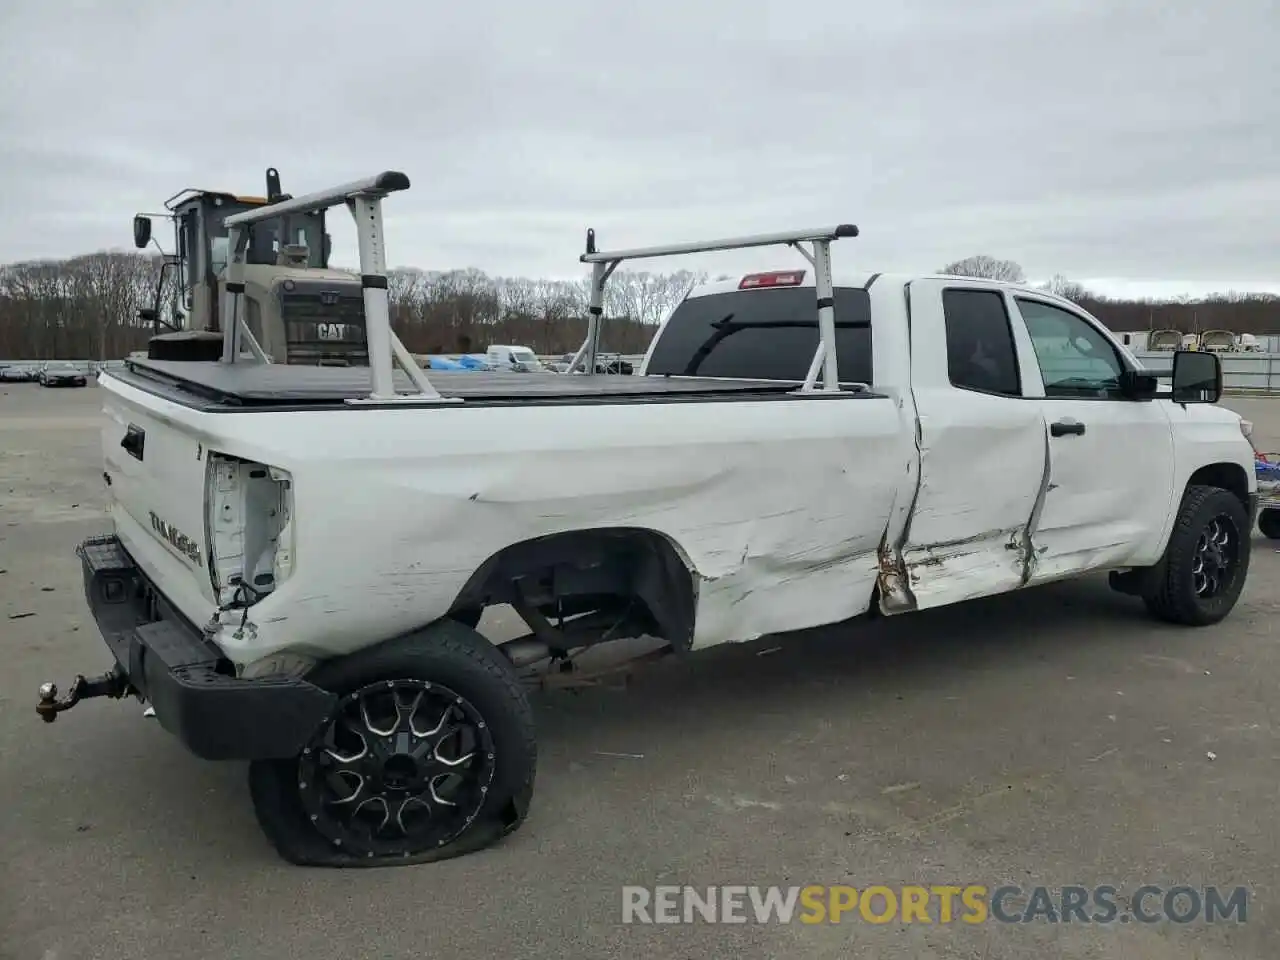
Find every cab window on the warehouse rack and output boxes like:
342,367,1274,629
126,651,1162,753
1016,298,1125,399
942,288,1022,397
644,287,873,383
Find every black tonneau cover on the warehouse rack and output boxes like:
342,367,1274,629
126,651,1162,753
115,358,874,410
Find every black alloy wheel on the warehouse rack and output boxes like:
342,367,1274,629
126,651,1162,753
1191,514,1240,599
297,679,496,859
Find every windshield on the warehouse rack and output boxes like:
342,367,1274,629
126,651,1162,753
645,287,873,382
207,204,326,276
210,236,230,276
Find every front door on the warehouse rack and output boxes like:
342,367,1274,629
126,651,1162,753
1011,295,1176,583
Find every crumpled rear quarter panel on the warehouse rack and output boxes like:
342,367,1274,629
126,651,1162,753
210,395,912,664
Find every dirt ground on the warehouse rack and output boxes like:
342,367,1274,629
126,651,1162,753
1,383,1278,959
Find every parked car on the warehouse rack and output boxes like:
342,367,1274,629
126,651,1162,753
38,362,88,387
0,364,39,383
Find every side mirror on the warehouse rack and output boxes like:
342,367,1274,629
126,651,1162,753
1118,368,1158,400
1171,349,1222,404
133,215,152,249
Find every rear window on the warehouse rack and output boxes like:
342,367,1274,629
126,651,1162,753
941,288,1021,397
644,287,873,383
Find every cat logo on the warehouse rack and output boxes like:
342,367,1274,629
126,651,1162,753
149,511,202,566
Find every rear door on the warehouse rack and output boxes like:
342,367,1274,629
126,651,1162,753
893,281,1050,611
1009,295,1175,581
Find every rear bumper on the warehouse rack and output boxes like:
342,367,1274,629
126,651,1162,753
78,534,337,760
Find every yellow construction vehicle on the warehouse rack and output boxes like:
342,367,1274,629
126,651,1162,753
132,168,370,366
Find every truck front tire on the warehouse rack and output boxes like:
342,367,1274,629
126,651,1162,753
1141,484,1251,627
248,619,536,867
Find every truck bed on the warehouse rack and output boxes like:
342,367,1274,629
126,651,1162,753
112,358,875,410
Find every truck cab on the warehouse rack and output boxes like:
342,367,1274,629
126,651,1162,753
133,169,369,366
640,268,1254,609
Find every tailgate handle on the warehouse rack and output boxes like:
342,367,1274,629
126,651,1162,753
1050,420,1086,438
121,425,145,461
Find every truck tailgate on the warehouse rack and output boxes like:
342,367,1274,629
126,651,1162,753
100,374,218,626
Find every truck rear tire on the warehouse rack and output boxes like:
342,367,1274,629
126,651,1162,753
248,619,536,867
1258,507,1280,540
1142,484,1251,627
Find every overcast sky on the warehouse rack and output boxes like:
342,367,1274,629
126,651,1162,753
1,0,1276,298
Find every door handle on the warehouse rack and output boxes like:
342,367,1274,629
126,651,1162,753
121,424,145,460
1050,420,1086,438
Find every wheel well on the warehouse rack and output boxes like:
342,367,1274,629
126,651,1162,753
1187,462,1250,509
448,527,698,651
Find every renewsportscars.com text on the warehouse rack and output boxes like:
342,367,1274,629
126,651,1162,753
621,884,1249,925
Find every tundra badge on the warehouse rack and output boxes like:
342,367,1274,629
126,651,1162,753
149,511,202,565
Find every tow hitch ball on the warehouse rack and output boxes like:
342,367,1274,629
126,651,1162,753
36,666,130,722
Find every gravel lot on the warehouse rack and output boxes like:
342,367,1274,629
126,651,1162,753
2,382,1278,960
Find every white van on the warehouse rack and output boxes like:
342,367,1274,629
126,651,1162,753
486,344,542,371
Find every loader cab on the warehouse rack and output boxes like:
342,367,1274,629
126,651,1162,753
168,190,330,324
136,171,368,367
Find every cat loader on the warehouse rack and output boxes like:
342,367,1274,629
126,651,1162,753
132,167,370,365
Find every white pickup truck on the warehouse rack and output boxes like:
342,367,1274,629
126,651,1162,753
37,171,1257,868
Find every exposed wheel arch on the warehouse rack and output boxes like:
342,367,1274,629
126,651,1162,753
448,527,699,652
1187,461,1250,510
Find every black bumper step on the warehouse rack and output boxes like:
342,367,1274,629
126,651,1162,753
76,534,337,760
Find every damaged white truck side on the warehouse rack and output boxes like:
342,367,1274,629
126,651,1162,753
38,170,1257,867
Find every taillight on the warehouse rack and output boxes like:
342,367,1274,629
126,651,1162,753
739,270,806,289
205,454,294,607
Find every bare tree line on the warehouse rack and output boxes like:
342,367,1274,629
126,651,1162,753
0,253,705,360
385,266,704,356
939,254,1280,336
1,251,1278,361
0,253,160,360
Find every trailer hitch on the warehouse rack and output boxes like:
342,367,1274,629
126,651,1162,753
36,666,131,722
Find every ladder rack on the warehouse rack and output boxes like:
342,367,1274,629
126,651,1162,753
221,171,457,404
566,223,859,391
219,174,859,401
